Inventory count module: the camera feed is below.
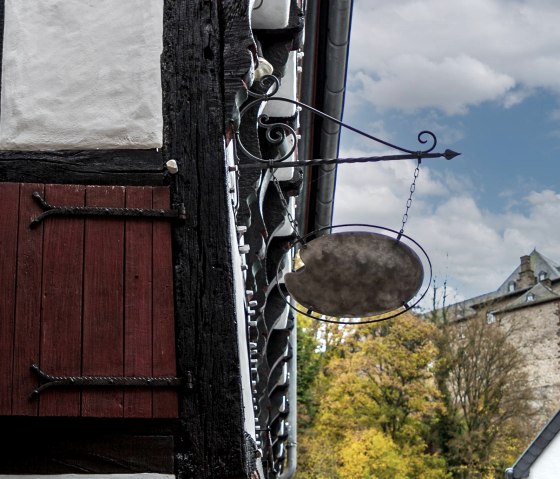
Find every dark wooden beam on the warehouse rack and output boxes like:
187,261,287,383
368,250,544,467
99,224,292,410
0,417,177,474
0,150,166,186
162,1,254,478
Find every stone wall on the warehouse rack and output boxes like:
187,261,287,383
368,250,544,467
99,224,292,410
497,301,560,422
447,280,560,428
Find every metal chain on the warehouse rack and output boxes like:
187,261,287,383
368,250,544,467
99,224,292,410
271,170,305,245
398,160,421,237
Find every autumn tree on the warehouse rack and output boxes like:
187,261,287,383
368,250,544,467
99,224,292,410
297,312,449,479
435,316,535,478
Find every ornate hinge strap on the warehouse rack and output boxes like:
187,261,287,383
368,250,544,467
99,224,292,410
30,363,191,399
29,191,186,228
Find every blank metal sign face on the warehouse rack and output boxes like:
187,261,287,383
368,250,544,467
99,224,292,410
285,232,424,317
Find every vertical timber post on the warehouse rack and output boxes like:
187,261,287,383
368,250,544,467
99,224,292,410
162,1,251,477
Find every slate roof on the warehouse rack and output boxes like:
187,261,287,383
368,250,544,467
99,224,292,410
506,409,560,478
497,249,560,295
447,250,560,319
492,282,560,314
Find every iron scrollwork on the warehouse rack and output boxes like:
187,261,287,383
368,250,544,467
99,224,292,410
233,74,460,168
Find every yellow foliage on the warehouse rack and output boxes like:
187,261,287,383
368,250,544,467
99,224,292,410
297,312,451,478
337,429,408,479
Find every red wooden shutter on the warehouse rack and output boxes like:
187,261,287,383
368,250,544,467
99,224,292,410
0,182,177,418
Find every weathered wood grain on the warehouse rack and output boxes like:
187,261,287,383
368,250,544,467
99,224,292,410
12,183,44,416
82,186,125,417
39,184,85,416
0,182,19,415
152,186,178,418
162,0,255,477
0,150,166,186
124,186,154,418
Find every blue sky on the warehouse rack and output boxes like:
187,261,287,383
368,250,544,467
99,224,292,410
333,0,560,305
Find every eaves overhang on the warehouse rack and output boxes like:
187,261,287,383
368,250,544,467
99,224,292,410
507,408,560,478
297,0,354,236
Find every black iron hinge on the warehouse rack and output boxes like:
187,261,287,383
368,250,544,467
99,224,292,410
29,363,192,399
29,191,186,228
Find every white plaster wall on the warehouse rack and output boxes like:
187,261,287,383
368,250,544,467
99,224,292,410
273,196,296,237
263,51,298,118
226,141,257,440
251,0,290,30
528,432,560,478
0,0,163,150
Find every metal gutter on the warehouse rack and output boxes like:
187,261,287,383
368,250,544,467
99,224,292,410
298,0,354,235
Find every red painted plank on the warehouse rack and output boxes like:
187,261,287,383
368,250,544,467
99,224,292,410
0,183,20,415
152,187,178,418
124,186,153,418
82,186,125,417
12,184,44,415
39,184,85,416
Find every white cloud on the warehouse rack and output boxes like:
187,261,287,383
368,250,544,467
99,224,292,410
333,159,560,301
353,55,514,115
332,0,560,308
503,88,534,108
347,0,560,114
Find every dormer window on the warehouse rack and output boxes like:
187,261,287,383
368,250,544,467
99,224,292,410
538,271,548,281
508,281,516,292
486,312,496,324
526,293,535,302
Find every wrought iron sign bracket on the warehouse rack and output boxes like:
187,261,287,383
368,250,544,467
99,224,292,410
230,75,462,325
233,74,461,169
29,191,187,228
29,363,192,399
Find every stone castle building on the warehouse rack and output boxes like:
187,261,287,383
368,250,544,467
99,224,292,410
447,250,560,423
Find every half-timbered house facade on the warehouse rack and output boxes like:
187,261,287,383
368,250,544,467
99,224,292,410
0,1,352,478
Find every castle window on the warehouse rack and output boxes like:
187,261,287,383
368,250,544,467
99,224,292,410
508,281,516,292
486,312,496,324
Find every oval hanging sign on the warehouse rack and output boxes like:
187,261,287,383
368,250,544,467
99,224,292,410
284,232,424,318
